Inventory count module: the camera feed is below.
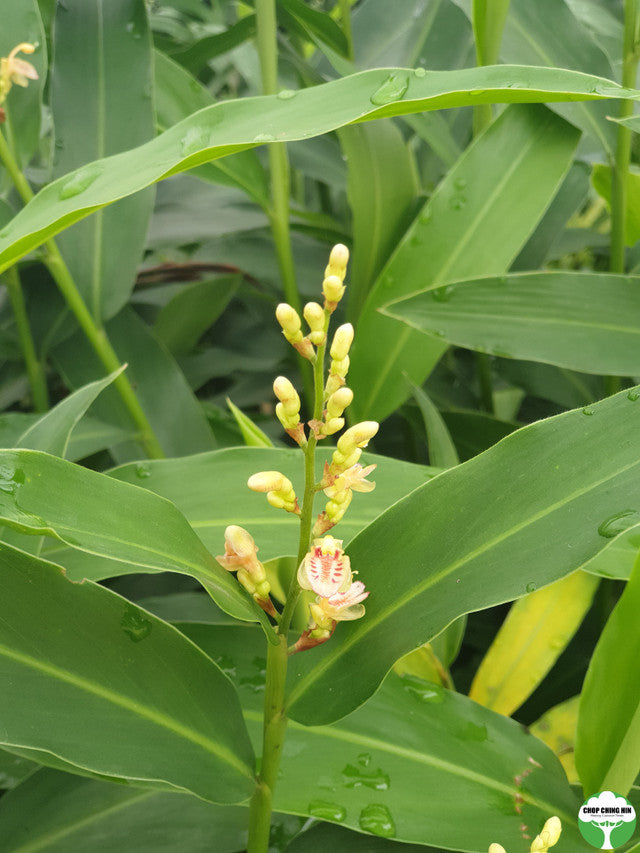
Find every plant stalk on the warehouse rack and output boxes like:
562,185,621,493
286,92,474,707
338,0,354,62
247,329,328,852
4,265,49,411
0,127,165,458
610,0,640,274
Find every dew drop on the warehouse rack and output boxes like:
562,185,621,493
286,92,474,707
180,127,210,156
0,463,24,496
308,800,346,822
409,233,423,247
432,285,453,303
525,582,537,593
627,389,640,401
59,164,103,200
358,753,372,767
135,463,151,479
342,762,390,791
370,73,410,106
213,654,236,678
401,673,445,703
414,67,427,78
582,407,594,416
120,606,152,642
359,803,396,838
454,177,467,190
598,509,640,539
450,194,467,211
252,132,276,143
277,89,297,100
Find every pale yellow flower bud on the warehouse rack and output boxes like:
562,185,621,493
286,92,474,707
273,376,300,417
276,303,302,338
322,275,345,305
325,374,345,397
224,525,256,559
324,243,349,281
327,387,353,418
304,302,325,331
530,817,562,853
322,417,345,436
489,845,507,853
248,471,291,493
337,421,379,455
330,324,354,360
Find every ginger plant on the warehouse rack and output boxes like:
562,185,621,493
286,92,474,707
214,244,378,851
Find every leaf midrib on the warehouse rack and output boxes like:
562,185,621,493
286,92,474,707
0,644,253,783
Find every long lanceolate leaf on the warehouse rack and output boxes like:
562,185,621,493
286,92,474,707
286,386,640,725
349,103,580,422
0,65,635,274
382,271,640,376
0,545,255,804
0,449,264,626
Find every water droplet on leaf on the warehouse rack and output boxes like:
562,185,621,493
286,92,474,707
432,285,453,302
59,164,103,200
180,127,210,156
582,407,594,416
454,178,467,190
627,389,640,401
120,607,152,642
342,762,390,791
253,132,276,143
414,67,427,78
450,194,467,210
359,803,396,838
401,673,445,703
525,582,537,593
308,800,346,821
370,73,409,106
277,89,297,100
135,463,151,479
598,509,640,539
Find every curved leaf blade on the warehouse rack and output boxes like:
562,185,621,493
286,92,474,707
0,64,634,274
0,545,255,804
0,449,261,624
287,386,640,725
383,271,640,376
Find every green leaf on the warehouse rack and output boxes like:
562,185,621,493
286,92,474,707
286,822,435,852
410,382,459,468
339,120,418,320
188,624,584,850
0,2,47,168
153,275,240,355
0,448,263,625
349,104,580,422
226,398,275,448
0,749,38,790
576,550,640,797
15,368,124,458
168,14,257,74
0,64,632,275
592,163,640,247
54,307,216,462
153,49,269,207
583,522,640,581
277,0,349,58
286,386,640,725
0,544,255,803
469,572,599,716
50,0,155,321
383,271,640,377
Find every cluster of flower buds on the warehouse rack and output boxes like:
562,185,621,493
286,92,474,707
247,471,300,515
489,817,561,853
292,536,369,652
273,376,305,445
216,525,277,617
0,43,38,118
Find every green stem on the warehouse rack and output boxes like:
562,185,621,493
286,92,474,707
610,0,640,274
4,265,49,411
247,327,328,852
0,127,165,459
476,351,494,413
338,0,354,61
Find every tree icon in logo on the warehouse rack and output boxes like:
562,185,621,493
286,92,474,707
579,791,636,849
